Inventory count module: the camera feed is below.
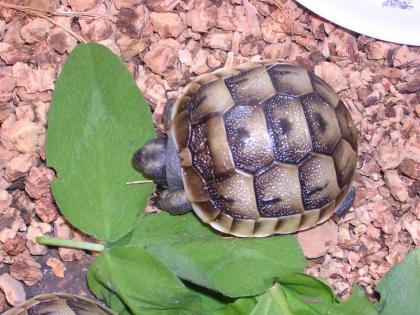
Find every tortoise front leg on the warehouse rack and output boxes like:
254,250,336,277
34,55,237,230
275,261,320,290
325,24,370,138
154,188,191,215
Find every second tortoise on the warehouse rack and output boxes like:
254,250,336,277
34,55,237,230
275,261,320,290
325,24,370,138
134,60,358,237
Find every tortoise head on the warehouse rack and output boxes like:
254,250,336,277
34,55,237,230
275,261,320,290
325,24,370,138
132,137,167,186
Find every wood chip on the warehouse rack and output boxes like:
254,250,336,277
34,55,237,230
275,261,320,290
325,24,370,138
0,273,25,306
79,19,113,42
54,217,84,262
26,220,51,256
47,27,77,54
398,158,420,180
376,140,404,171
25,165,54,200
261,40,292,59
11,190,34,224
404,220,420,246
297,220,338,259
0,117,39,154
2,233,26,256
393,46,420,68
0,208,26,243
34,193,58,223
187,8,216,33
0,43,34,65
46,257,66,277
203,30,233,51
150,12,186,38
68,0,99,11
0,67,16,103
0,189,12,211
314,62,348,93
12,62,55,93
192,49,210,74
10,253,43,286
384,170,409,202
143,40,179,74
216,2,236,31
20,18,51,44
234,0,262,41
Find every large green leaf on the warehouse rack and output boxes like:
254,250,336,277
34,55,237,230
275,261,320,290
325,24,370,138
328,285,378,315
214,275,373,315
251,284,294,315
89,247,219,314
214,297,258,315
47,43,155,241
281,273,338,315
376,249,420,315
128,212,306,297
88,260,133,315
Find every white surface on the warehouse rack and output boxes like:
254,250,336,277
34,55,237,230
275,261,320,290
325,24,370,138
296,0,420,46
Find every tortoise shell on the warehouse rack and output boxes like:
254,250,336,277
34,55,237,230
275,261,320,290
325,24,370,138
170,60,358,237
4,293,116,315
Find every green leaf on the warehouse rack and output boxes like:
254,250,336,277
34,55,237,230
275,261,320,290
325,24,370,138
214,275,375,315
214,274,340,315
328,285,378,315
88,259,133,315
376,249,420,315
281,273,338,315
214,297,258,315
128,212,306,297
89,247,211,314
185,283,227,314
251,284,294,315
47,43,155,241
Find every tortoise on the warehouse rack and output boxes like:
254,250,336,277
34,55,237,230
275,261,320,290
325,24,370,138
133,60,358,237
4,293,116,315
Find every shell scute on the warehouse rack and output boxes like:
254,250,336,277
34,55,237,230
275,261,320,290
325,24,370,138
208,170,259,220
298,153,341,210
224,65,276,105
267,63,313,96
263,95,312,164
224,105,274,173
300,93,342,156
188,78,235,124
254,162,304,217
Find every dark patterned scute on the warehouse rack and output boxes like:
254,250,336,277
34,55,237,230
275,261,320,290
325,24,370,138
179,62,357,230
335,101,358,150
224,65,276,105
224,105,274,173
300,93,341,155
263,95,312,164
208,170,259,219
189,123,214,181
254,162,304,216
298,153,340,210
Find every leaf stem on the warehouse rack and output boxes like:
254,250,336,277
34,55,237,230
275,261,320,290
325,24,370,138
36,236,104,252
126,179,154,185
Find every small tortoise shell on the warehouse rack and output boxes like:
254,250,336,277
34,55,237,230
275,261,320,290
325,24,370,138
4,293,116,315
171,60,358,237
